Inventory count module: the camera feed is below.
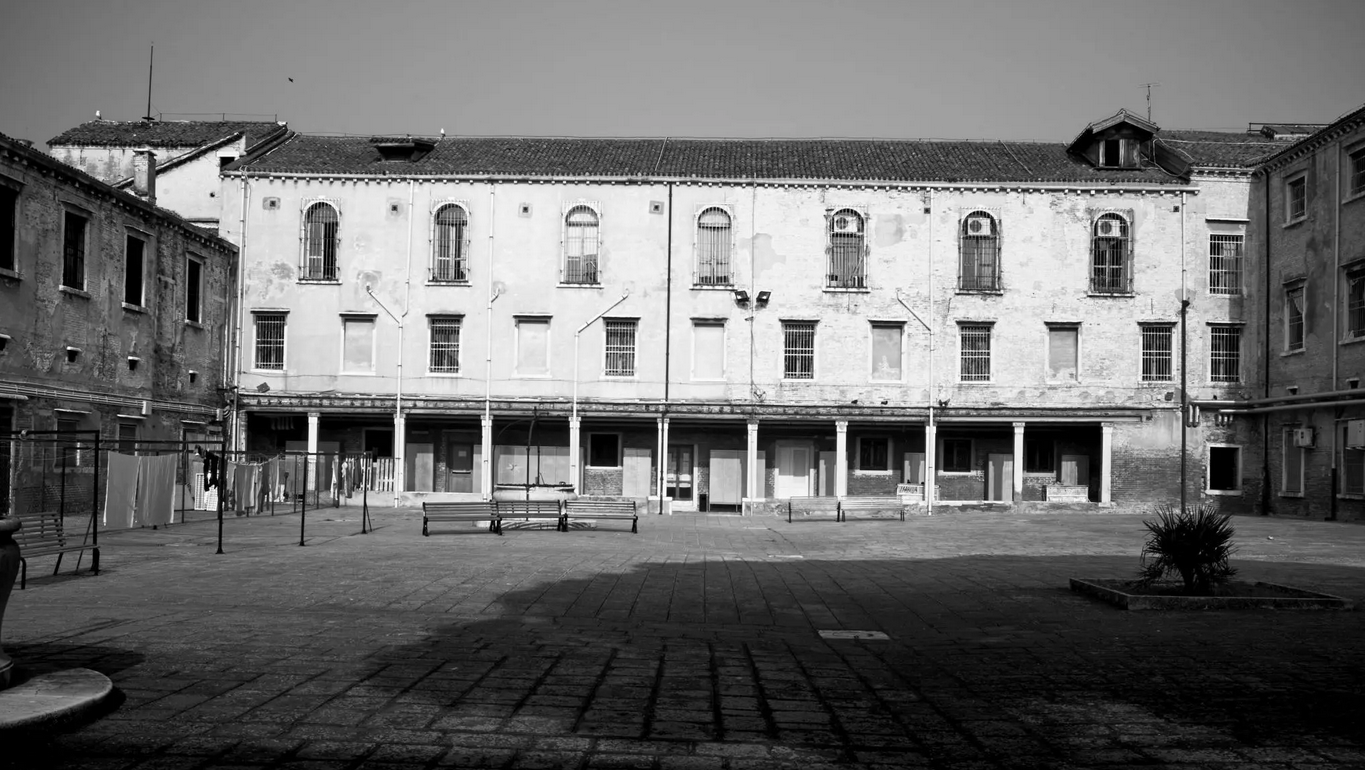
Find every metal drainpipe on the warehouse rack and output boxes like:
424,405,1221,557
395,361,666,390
231,171,250,451
663,182,673,405
1263,170,1273,515
391,179,414,505
484,185,498,497
895,289,933,515
1331,144,1342,520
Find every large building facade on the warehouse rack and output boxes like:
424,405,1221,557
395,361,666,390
216,112,1289,509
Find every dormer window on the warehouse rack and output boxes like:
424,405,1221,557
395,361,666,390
1101,139,1123,167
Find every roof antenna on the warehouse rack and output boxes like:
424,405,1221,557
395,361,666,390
1140,82,1160,122
143,44,155,121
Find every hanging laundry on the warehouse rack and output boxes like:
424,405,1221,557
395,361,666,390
104,452,139,529
203,451,220,489
136,454,177,527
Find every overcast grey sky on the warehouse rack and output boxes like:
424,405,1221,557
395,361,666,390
2,0,1363,147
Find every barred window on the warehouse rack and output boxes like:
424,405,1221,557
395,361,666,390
432,204,469,283
1210,325,1242,383
782,321,816,379
254,313,286,370
604,319,637,377
1140,324,1174,382
959,212,1000,291
1285,176,1307,222
564,205,599,284
1348,274,1365,339
1351,147,1365,198
827,209,865,289
1090,214,1131,294
695,207,732,285
302,202,339,281
1208,234,1243,295
1285,286,1305,351
429,316,462,373
63,210,87,289
960,324,992,382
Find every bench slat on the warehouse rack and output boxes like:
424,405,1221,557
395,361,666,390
422,501,501,535
10,511,99,588
563,500,638,533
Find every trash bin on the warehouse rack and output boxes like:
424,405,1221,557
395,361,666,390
698,493,708,512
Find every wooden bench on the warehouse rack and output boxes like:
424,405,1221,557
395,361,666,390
13,511,99,589
838,496,906,522
563,499,638,533
422,501,502,536
786,496,841,523
496,500,566,532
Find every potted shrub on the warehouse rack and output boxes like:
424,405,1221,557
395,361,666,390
1136,501,1236,596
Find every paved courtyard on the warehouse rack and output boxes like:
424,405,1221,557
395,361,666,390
3,504,1365,769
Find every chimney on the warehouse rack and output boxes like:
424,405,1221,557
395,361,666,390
132,149,157,205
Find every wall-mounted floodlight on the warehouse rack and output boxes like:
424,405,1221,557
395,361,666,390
733,289,750,304
755,290,771,306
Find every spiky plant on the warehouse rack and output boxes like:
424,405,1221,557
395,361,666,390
1137,501,1237,595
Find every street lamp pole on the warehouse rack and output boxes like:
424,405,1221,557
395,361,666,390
1180,296,1190,514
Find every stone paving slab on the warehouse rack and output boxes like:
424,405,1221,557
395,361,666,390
1,507,1363,768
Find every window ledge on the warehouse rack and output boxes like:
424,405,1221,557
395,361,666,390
1282,217,1307,229
1339,334,1365,346
1278,492,1305,499
1205,489,1244,496
185,320,205,330
1338,493,1365,501
1087,291,1135,298
0,267,19,281
1344,190,1365,206
955,288,1004,296
1280,348,1306,357
1206,291,1243,298
691,283,735,290
823,287,870,294
251,368,285,374
558,283,603,289
121,302,145,313
427,280,471,287
781,377,816,382
60,286,90,299
1209,380,1243,386
427,371,462,377
938,471,974,476
852,470,893,476
603,375,638,380
297,279,341,285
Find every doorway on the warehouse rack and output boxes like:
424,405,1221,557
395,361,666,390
446,440,474,493
666,444,694,504
987,453,1013,501
775,443,813,499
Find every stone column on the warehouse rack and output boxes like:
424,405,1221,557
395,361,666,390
1100,423,1113,504
480,414,493,501
746,420,760,502
835,420,849,498
393,411,407,496
1013,422,1025,504
925,421,937,505
568,417,582,494
0,516,20,689
306,411,320,491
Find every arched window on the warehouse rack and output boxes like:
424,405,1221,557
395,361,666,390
564,205,599,284
695,207,732,286
432,204,469,282
302,202,339,281
959,211,1000,291
827,209,865,289
1091,213,1131,294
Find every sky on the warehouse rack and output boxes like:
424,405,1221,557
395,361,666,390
2,0,1363,148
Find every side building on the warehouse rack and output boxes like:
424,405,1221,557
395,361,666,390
218,111,1283,510
0,133,236,514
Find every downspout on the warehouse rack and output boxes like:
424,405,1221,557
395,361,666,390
664,182,673,404
1262,171,1273,515
231,171,250,451
895,288,933,516
484,185,501,483
391,179,414,505
1331,143,1343,520
1180,189,1188,514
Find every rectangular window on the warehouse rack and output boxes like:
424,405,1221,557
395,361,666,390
0,184,17,272
1343,424,1365,495
1285,286,1305,351
870,323,903,381
1285,175,1307,223
117,420,139,454
1047,325,1079,381
62,211,87,289
1207,445,1242,493
1349,274,1365,339
1349,147,1365,198
1282,428,1304,496
342,317,376,373
857,437,890,472
782,321,816,379
604,319,637,377
124,234,145,306
695,207,732,285
941,438,971,472
515,318,550,376
55,415,82,467
1024,438,1054,473
253,313,286,370
692,321,726,380
1208,234,1243,295
827,209,866,289
1210,325,1242,383
588,434,621,467
960,324,992,382
429,316,462,373
1141,325,1174,382
186,255,203,323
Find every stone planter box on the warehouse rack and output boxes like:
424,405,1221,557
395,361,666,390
1046,485,1090,502
1070,578,1355,610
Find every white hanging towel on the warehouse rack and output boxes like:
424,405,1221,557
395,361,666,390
104,452,139,529
136,454,177,527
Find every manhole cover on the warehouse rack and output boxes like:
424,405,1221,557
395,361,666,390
818,630,889,640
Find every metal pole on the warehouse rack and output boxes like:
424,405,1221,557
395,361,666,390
215,439,225,554
1180,297,1190,514
91,432,100,573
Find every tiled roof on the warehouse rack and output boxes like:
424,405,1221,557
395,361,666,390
1158,131,1285,169
49,120,283,149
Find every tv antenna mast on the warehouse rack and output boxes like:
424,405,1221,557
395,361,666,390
143,44,156,120
1139,82,1160,122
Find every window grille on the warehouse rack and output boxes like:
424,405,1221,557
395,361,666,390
1285,286,1305,351
429,317,461,373
604,319,637,376
827,209,866,289
254,313,286,370
124,234,145,306
1140,325,1174,382
1208,234,1243,295
959,324,992,382
959,212,1000,291
1210,325,1241,383
1349,275,1365,338
695,207,732,285
564,205,599,284
783,321,816,379
302,203,339,281
1351,148,1365,197
1286,176,1307,222
431,204,469,282
62,211,86,289
0,185,15,272
186,257,202,323
1090,214,1131,294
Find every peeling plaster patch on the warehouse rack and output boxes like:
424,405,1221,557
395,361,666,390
874,214,905,247
751,233,782,277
